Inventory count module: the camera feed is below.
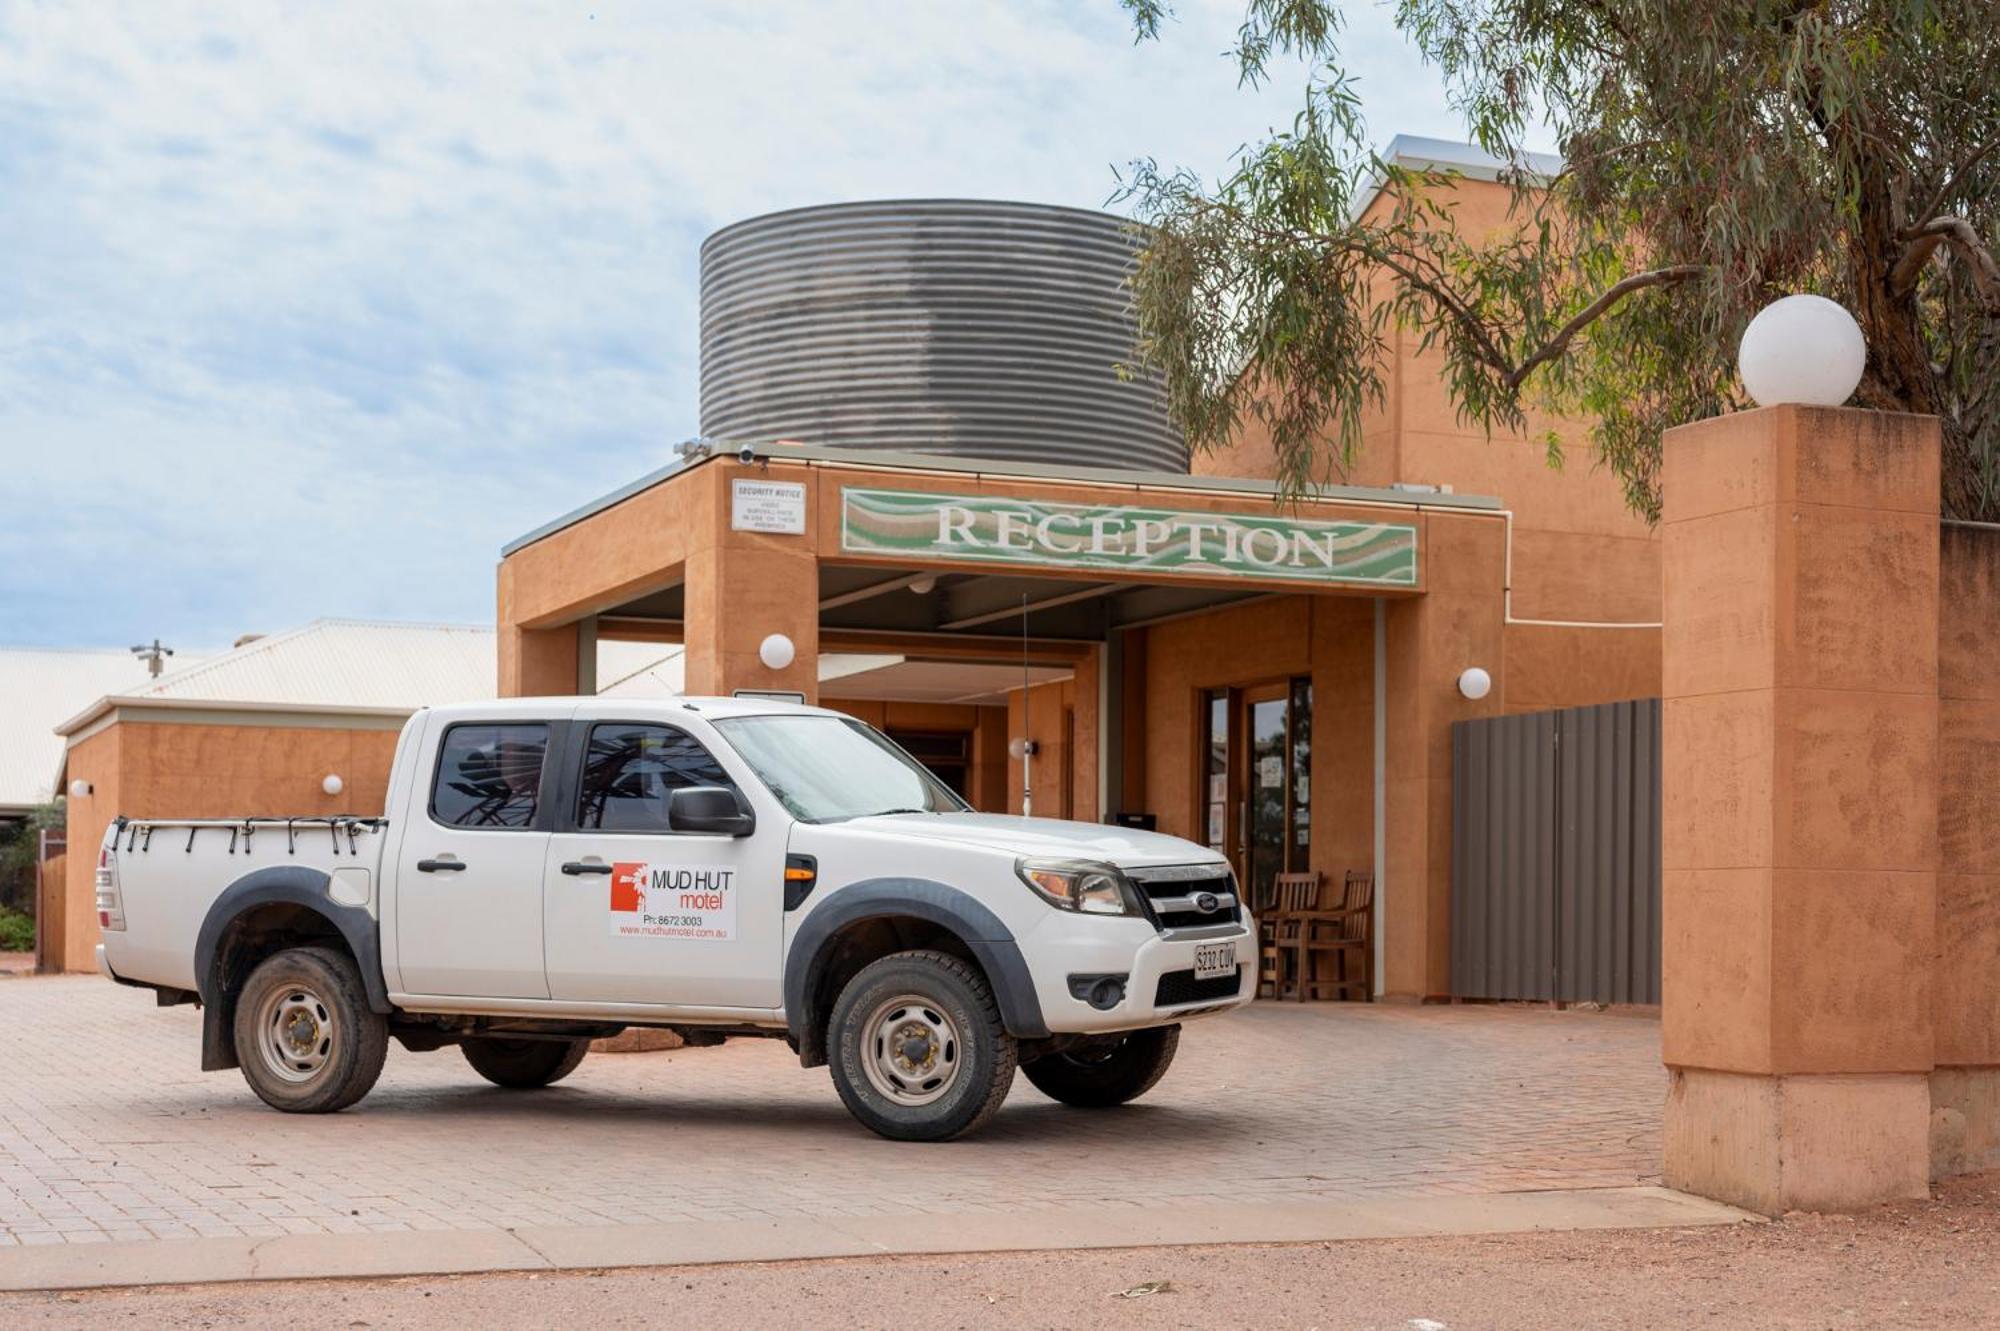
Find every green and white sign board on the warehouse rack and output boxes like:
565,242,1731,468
840,487,1418,587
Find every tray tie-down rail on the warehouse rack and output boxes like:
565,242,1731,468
115,814,388,857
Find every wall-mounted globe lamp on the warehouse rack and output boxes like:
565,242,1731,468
322,774,345,797
758,633,796,671
1457,667,1492,701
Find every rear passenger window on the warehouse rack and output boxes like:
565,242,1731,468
431,724,549,829
577,723,736,831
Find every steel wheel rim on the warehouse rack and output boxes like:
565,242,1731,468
255,984,335,1084
861,993,961,1107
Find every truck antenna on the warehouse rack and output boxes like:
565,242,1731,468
1020,593,1031,818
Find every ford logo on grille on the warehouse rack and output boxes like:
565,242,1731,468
1193,892,1221,914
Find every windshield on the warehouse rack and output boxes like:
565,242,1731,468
713,714,970,823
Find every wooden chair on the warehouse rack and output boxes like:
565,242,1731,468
1258,872,1320,999
1281,870,1375,1001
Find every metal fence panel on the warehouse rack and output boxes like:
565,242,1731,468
1451,710,1558,1000
1451,698,1662,1004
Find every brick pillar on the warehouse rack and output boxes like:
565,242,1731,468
1661,405,1939,1214
497,623,580,698
682,540,819,702
1381,510,1506,1000
1933,526,2000,1176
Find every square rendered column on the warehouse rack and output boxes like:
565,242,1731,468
1661,405,1939,1214
682,539,821,702
1381,511,1507,1000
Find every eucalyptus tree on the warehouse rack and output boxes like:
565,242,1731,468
1118,0,2000,518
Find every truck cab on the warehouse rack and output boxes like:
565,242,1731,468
98,697,1255,1140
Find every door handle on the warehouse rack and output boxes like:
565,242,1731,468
416,858,466,873
561,861,613,876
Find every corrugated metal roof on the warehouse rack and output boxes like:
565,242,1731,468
597,642,685,698
0,649,169,810
57,619,499,736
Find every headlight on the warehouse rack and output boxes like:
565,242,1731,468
1015,858,1140,916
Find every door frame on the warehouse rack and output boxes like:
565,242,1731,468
1196,677,1310,896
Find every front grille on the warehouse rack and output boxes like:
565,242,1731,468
1154,966,1243,1007
1127,865,1241,931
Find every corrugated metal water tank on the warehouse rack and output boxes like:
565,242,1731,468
699,199,1188,473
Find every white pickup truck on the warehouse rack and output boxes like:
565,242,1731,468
95,697,1253,1140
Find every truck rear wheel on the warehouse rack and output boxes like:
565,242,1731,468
1023,1026,1179,1108
461,1037,590,1089
233,946,388,1114
827,950,1017,1141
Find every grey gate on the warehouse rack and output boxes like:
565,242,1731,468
1449,698,1662,1003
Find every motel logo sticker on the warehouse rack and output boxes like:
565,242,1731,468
610,862,737,941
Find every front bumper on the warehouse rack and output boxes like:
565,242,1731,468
1021,909,1257,1034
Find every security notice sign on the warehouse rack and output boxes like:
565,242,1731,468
731,479,807,534
609,862,737,940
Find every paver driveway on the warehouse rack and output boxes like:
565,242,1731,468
0,975,1664,1248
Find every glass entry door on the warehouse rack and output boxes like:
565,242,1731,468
1244,685,1291,912
1203,679,1313,913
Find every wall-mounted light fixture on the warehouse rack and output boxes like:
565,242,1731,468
908,575,937,596
68,779,92,798
758,633,796,671
322,774,345,797
1007,737,1040,760
1457,666,1492,701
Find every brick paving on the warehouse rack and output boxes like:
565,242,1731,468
0,976,1664,1248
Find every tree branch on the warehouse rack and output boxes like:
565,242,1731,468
1910,140,2000,232
1896,216,2000,312
1500,264,1705,390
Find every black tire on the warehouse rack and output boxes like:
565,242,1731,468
1023,1026,1179,1108
827,949,1017,1141
233,945,389,1114
461,1037,590,1089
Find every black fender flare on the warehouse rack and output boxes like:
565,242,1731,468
784,878,1050,1066
193,866,391,1071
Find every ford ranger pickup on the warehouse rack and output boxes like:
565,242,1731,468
93,697,1254,1140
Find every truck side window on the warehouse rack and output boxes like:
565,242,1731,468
577,723,736,832
431,723,549,829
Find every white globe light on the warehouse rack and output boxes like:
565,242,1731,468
758,633,796,671
68,779,91,798
907,575,937,596
1457,666,1492,701
1737,294,1866,408
321,774,344,797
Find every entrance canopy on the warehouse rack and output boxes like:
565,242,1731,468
498,440,1499,697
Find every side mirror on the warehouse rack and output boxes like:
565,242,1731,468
668,786,755,837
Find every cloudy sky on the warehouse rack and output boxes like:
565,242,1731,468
0,1,1484,651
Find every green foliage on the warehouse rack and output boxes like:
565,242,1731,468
0,907,32,953
1118,0,2000,519
0,800,63,919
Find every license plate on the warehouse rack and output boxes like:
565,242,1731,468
1193,941,1236,981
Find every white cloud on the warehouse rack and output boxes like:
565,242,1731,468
0,0,1482,648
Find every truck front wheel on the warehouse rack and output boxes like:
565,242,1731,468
1023,1026,1179,1108
233,946,389,1114
828,950,1017,1141
461,1037,590,1089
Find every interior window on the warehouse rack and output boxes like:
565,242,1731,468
431,724,549,829
577,723,736,831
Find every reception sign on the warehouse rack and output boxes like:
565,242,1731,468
839,487,1418,587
